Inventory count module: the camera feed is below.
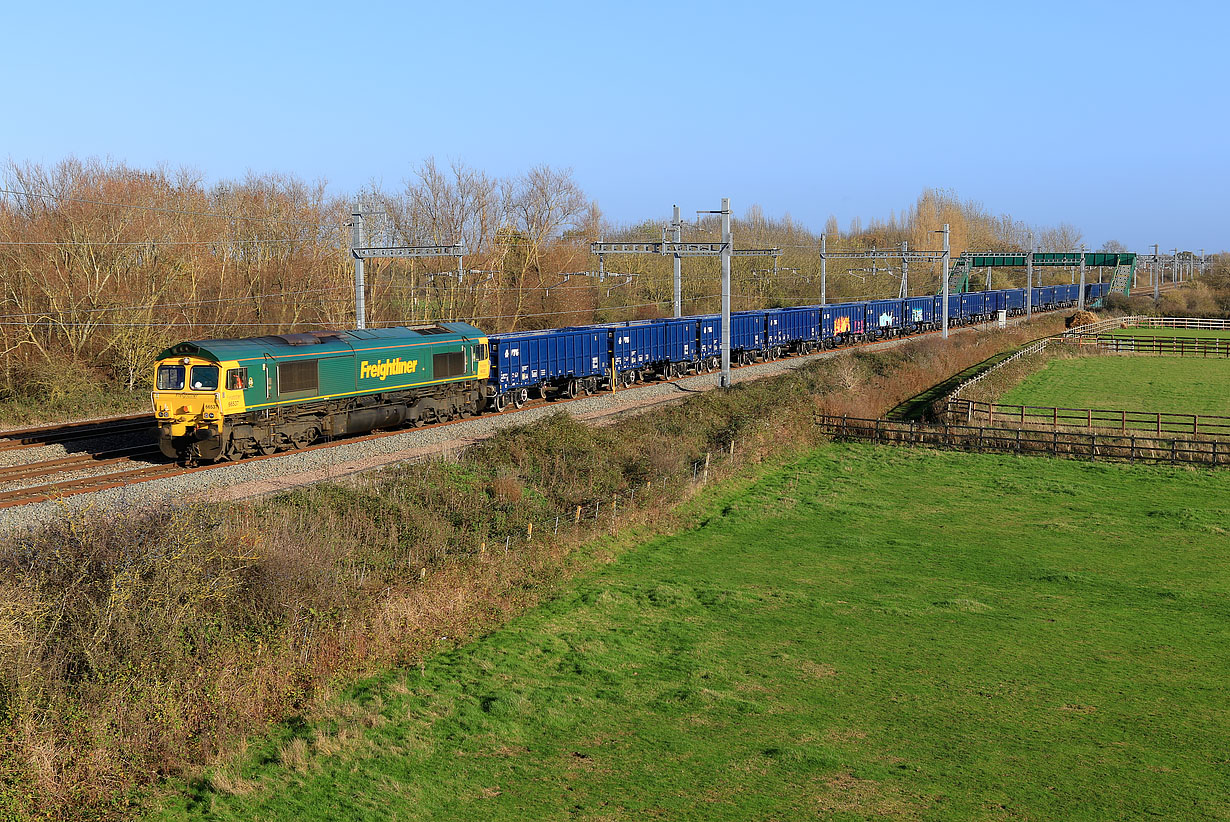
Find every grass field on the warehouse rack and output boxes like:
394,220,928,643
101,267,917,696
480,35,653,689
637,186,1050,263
154,444,1230,821
997,355,1230,416
1104,326,1230,340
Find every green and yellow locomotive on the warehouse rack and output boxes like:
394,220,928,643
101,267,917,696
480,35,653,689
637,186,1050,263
152,323,489,463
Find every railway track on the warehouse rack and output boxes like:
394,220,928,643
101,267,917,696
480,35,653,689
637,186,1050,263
0,413,150,453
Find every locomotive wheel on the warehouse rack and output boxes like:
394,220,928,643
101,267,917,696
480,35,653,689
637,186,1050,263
221,439,244,461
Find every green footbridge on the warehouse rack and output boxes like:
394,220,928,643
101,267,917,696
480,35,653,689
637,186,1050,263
939,252,1138,307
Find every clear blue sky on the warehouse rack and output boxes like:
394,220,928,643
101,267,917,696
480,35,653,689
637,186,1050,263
3,0,1226,252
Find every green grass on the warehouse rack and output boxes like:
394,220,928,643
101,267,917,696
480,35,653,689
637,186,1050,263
1104,326,1230,340
153,444,1230,821
997,355,1230,416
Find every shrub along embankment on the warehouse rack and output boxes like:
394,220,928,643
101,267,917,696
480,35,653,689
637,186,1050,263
0,315,1064,820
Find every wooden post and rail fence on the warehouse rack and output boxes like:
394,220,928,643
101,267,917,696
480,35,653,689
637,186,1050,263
817,414,1228,468
946,399,1230,438
1067,335,1230,357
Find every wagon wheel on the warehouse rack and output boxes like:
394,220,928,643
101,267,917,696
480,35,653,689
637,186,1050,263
513,388,529,409
494,393,509,412
582,379,594,396
536,383,549,400
565,378,579,399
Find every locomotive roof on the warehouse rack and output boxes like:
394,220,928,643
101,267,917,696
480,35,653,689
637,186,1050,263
157,322,485,362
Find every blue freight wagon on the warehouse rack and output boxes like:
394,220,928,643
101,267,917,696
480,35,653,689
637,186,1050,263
865,299,903,338
904,296,934,331
983,290,1004,315
823,301,865,345
616,318,699,382
698,312,764,366
658,316,700,376
1032,286,1058,309
1056,283,1079,305
999,288,1025,315
763,307,822,356
488,326,605,409
776,306,822,353
933,294,961,325
961,291,988,322
601,321,664,387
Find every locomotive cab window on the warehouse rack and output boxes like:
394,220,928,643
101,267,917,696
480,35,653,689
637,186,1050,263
277,360,318,396
433,351,465,379
475,343,488,360
157,364,185,391
190,365,219,391
226,367,248,391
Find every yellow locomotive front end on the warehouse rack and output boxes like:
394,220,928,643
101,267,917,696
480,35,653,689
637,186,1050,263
151,355,243,462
